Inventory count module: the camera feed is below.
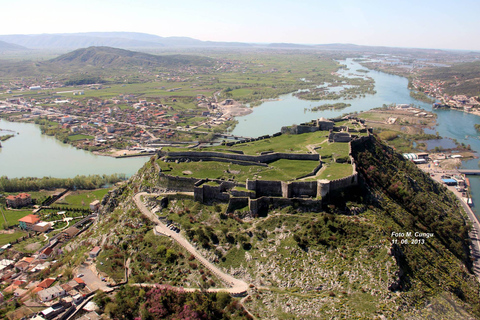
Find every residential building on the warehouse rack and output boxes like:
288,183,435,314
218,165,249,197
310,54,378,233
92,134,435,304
39,247,53,260
61,116,72,123
14,288,27,297
0,259,14,272
37,285,66,302
60,227,79,240
14,257,34,272
40,302,71,319
18,214,40,230
6,193,32,208
89,200,100,212
105,125,115,133
33,221,52,233
37,278,55,289
89,246,101,258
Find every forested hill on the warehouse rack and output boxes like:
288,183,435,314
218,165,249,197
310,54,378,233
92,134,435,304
351,136,479,316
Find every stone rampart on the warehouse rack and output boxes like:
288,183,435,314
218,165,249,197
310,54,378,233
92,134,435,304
159,174,199,192
248,179,321,199
289,181,319,198
159,133,372,209
296,162,323,180
226,197,249,213
162,151,319,164
194,180,236,204
246,179,283,197
174,156,268,167
230,189,255,198
329,173,358,192
249,196,322,215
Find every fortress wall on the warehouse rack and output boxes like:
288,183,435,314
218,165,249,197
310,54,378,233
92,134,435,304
162,133,373,208
166,156,268,167
158,174,199,192
230,189,255,198
194,185,203,202
296,126,320,134
195,180,236,204
317,180,330,198
296,162,323,180
249,196,322,215
281,125,320,135
289,181,319,198
329,173,358,192
254,180,283,197
162,151,319,163
227,197,249,213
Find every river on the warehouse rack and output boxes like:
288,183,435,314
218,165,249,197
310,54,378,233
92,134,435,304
231,59,428,137
231,58,480,215
0,119,148,178
1,59,480,214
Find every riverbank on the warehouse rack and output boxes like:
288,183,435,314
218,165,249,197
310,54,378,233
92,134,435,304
217,100,253,117
0,134,14,142
358,107,476,158
434,104,480,119
421,168,480,280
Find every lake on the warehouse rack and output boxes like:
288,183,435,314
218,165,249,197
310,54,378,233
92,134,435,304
0,119,148,178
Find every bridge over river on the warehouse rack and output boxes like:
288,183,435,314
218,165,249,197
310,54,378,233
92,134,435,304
459,169,480,175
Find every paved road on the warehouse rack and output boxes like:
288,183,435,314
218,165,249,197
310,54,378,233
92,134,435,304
427,171,480,280
133,192,248,296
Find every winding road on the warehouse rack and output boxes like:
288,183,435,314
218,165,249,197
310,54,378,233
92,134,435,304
133,192,249,296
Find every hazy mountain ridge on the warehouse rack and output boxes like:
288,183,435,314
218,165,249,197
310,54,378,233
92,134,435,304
0,32,455,53
0,33,165,49
0,32,252,50
0,40,28,51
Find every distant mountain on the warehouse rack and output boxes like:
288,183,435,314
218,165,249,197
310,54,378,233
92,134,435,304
313,43,447,54
0,33,165,50
0,32,252,50
0,32,458,53
268,43,312,48
0,40,27,51
0,46,214,77
49,46,214,68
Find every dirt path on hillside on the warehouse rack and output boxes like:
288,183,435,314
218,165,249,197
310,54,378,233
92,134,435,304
133,192,248,296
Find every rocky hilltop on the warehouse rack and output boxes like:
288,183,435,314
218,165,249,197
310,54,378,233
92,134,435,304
72,135,480,319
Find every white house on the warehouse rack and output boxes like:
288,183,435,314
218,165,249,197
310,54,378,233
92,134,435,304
37,285,66,302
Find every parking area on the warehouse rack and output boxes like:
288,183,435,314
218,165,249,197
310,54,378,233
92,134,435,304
76,262,110,292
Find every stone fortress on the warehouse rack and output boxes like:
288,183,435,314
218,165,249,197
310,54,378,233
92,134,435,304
157,117,372,215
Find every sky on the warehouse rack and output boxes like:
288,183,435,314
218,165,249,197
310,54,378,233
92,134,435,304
2,0,480,51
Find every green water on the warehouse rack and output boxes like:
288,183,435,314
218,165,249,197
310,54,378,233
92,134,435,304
0,119,148,178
